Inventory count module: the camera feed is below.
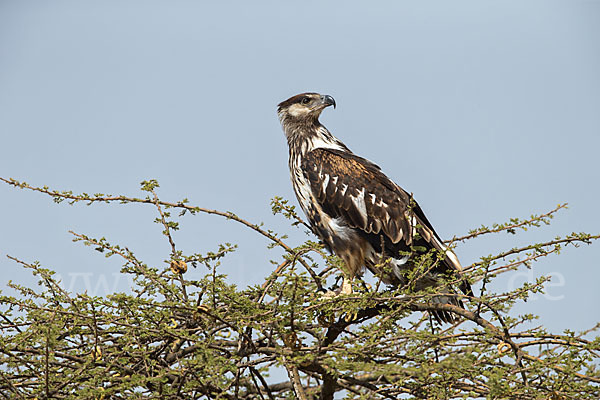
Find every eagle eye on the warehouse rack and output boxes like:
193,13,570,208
301,97,311,105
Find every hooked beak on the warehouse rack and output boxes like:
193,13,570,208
319,94,336,109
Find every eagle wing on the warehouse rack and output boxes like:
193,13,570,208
302,148,471,294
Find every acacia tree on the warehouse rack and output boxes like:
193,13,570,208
0,177,599,399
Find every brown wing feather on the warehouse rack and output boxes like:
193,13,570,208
302,148,472,296
302,148,412,245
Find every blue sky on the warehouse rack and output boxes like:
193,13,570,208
1,1,599,334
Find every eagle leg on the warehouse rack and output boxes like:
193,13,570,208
340,276,353,295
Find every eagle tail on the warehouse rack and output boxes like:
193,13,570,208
430,287,465,324
429,232,473,298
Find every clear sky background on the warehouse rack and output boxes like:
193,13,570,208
1,1,599,335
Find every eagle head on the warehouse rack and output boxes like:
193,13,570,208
277,92,336,123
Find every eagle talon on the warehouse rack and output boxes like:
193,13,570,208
319,276,353,299
320,290,338,299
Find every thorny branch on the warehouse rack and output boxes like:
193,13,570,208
446,203,568,244
1,178,599,399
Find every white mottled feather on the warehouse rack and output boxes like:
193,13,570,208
321,174,330,193
350,188,367,224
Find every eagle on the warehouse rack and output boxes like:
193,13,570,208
277,92,472,323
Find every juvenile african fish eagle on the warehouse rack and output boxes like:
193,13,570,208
277,92,472,323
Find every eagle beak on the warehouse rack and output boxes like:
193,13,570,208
320,94,336,109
